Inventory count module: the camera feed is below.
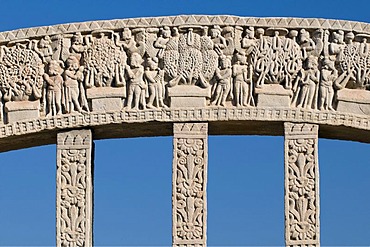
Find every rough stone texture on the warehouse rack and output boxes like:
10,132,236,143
284,123,319,247
56,129,93,247
173,123,208,246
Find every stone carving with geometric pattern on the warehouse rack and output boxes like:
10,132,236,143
56,129,93,247
173,123,208,246
284,123,319,247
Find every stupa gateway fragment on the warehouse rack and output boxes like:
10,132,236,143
1,15,370,246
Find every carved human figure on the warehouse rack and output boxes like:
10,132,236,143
299,29,315,59
70,32,86,62
210,25,227,55
116,27,144,56
132,28,146,57
241,26,256,55
63,56,86,113
232,51,253,106
44,60,64,116
319,58,337,111
125,52,146,110
329,30,345,61
154,26,171,59
222,26,235,58
211,55,232,106
144,57,166,108
293,56,320,109
33,35,53,64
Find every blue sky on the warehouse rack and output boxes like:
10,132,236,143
0,0,369,246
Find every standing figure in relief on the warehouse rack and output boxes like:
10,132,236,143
319,58,337,111
44,60,64,116
211,55,232,106
294,56,320,109
70,32,86,62
63,56,85,113
154,26,171,59
125,52,146,110
232,51,253,106
144,57,166,108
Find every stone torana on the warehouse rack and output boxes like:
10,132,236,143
1,15,370,246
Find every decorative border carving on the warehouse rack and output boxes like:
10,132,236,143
0,107,369,140
56,129,93,247
284,123,319,246
173,123,208,246
2,16,370,43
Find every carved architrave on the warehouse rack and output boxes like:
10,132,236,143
56,129,93,247
173,123,208,246
284,123,319,247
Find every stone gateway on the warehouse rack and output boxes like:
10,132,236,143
1,15,370,246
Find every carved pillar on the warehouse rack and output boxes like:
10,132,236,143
284,123,320,247
56,129,93,247
173,123,208,247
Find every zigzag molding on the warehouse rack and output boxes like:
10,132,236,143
1,15,370,43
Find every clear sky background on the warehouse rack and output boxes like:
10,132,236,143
0,0,369,246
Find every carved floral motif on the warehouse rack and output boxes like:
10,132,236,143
57,130,92,247
173,123,207,246
285,123,319,246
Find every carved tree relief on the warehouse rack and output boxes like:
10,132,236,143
173,123,208,247
57,129,93,247
284,123,319,247
2,17,370,124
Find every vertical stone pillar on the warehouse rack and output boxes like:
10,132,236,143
173,123,208,247
56,129,93,247
284,123,320,247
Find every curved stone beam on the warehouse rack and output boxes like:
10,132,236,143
0,15,370,152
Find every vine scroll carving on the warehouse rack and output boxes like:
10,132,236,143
284,123,319,247
56,129,93,247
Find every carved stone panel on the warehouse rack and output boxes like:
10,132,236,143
56,129,93,247
284,123,319,247
173,123,208,246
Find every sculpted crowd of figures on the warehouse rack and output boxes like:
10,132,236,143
1,24,370,121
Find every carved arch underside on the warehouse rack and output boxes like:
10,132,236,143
1,15,370,151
